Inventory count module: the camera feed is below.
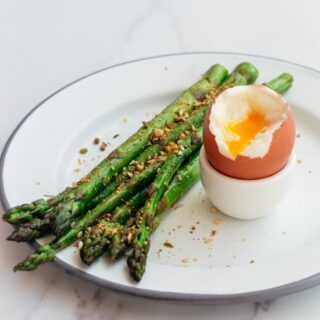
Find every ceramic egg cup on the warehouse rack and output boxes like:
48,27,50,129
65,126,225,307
200,146,296,220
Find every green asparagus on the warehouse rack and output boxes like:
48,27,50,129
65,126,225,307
3,64,228,226
80,189,148,265
50,65,227,236
14,157,164,271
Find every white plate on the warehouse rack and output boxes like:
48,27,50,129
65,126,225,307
1,53,320,303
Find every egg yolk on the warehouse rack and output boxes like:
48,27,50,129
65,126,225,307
225,111,269,158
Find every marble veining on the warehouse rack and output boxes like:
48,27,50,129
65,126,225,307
2,0,320,319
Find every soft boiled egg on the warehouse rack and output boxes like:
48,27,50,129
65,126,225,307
203,84,295,180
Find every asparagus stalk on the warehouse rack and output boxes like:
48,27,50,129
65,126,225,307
52,103,214,236
127,127,203,281
266,73,293,93
111,149,201,261
80,189,148,265
13,157,165,271
48,65,227,234
156,150,200,215
13,120,206,272
77,65,258,262
52,62,259,235
2,190,71,225
8,105,211,242
80,150,201,265
3,64,228,226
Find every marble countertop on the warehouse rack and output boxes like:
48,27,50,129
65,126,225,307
2,0,320,319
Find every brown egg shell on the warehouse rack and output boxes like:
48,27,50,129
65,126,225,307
203,105,296,180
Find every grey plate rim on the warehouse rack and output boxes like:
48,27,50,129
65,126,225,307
1,51,320,304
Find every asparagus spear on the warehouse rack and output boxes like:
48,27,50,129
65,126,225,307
8,105,210,242
80,149,201,266
13,120,206,272
76,65,259,262
13,157,165,271
156,150,200,215
47,65,227,234
3,64,228,226
2,189,71,225
127,127,203,281
110,149,201,261
52,103,214,236
80,189,148,265
53,62,259,235
80,150,201,265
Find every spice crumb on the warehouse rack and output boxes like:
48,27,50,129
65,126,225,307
100,142,107,151
181,258,189,264
177,225,182,229
113,134,119,139
210,207,217,214
214,218,223,225
36,182,40,186
172,203,183,210
250,259,255,264
74,240,83,249
211,230,217,236
296,133,301,138
163,240,174,248
93,137,100,145
73,167,80,173
282,231,287,235
79,147,88,155
241,238,246,242
122,117,128,123
297,159,302,164
193,258,198,262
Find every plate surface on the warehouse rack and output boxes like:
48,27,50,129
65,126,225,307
1,53,320,303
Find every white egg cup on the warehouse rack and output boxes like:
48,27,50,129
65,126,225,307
200,146,296,220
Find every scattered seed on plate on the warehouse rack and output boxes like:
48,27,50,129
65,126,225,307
163,240,174,248
73,167,80,173
210,207,217,214
79,147,88,155
113,134,119,139
93,137,100,145
297,159,302,164
172,203,182,210
211,230,217,236
250,259,255,264
181,258,189,264
214,218,223,225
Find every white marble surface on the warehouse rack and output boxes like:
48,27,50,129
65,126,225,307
1,0,320,319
